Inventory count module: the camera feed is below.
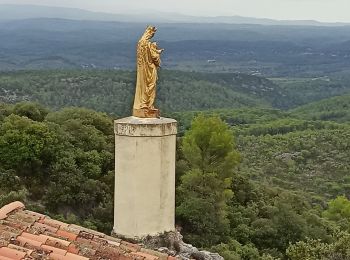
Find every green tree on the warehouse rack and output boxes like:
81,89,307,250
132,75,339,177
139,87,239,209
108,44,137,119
13,102,49,122
286,232,350,260
0,103,13,122
176,115,240,247
181,115,240,177
211,239,261,260
0,169,28,208
0,114,59,177
323,196,350,231
44,155,109,215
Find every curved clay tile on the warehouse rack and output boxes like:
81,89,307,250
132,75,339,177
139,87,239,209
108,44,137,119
0,247,26,260
0,202,25,220
0,202,170,260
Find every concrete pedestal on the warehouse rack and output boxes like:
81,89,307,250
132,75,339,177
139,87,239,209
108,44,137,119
113,116,177,238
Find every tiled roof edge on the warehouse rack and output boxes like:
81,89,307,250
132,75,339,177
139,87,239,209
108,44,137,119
0,201,25,220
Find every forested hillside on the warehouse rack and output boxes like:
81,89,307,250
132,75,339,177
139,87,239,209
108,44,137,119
271,77,350,109
1,70,350,116
1,101,349,259
172,108,350,199
0,70,276,115
291,94,350,122
174,109,350,259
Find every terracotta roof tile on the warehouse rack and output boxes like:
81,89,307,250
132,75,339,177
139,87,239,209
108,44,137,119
77,247,96,258
67,244,79,254
65,252,89,260
75,237,97,249
0,224,22,235
1,220,27,231
10,211,37,226
125,253,145,260
0,230,20,241
0,239,9,248
0,202,172,260
104,235,122,243
94,246,124,259
132,251,160,260
0,247,26,260
23,210,46,220
49,253,69,260
56,229,78,241
41,244,67,256
0,202,25,221
20,232,48,244
40,218,69,230
141,248,168,260
50,252,89,260
33,222,58,233
7,244,33,257
121,241,142,252
77,231,94,241
16,235,43,248
45,236,71,249
58,226,80,236
69,224,105,237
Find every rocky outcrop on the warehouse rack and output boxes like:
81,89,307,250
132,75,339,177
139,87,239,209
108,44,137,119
140,231,224,260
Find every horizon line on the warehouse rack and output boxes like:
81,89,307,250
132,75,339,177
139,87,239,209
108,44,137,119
0,3,349,24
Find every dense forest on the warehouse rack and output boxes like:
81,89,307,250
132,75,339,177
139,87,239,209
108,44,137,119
1,73,349,259
291,95,350,123
1,70,350,116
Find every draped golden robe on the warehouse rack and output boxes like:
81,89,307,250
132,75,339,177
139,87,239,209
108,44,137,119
133,26,162,118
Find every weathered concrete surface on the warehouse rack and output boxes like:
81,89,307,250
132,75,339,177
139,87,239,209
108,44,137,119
114,117,177,238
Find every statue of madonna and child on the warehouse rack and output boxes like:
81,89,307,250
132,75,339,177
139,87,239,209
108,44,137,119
132,26,164,118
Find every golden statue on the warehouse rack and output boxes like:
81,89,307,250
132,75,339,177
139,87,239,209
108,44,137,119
133,26,164,118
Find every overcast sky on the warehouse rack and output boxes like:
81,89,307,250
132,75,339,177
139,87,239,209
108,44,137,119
0,0,349,22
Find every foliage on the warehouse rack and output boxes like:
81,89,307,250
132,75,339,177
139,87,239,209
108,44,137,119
210,239,260,260
1,70,350,119
181,115,240,176
12,102,49,122
271,78,350,109
177,116,240,247
0,102,114,233
1,98,349,259
0,114,59,178
237,127,350,200
323,196,350,231
0,70,271,117
173,107,349,258
0,189,28,209
291,94,350,123
0,169,28,208
286,232,350,260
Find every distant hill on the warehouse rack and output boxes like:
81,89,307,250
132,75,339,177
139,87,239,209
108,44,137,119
1,70,349,116
270,77,350,109
1,18,350,76
0,4,135,22
0,70,276,116
0,4,349,26
291,95,350,123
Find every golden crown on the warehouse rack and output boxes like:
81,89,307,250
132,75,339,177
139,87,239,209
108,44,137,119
146,26,157,33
